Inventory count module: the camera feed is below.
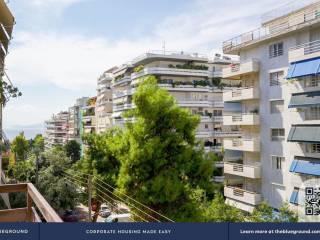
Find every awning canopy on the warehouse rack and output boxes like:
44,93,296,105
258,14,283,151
287,58,320,79
289,158,320,176
288,125,320,143
289,189,299,205
288,91,320,108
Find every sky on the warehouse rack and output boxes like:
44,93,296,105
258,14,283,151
3,0,295,138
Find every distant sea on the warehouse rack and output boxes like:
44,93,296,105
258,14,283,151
4,123,44,140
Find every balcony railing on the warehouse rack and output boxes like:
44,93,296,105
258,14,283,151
222,59,259,79
224,186,261,206
223,87,260,102
223,4,320,53
224,162,261,178
289,39,320,62
223,113,260,126
224,138,260,152
0,183,62,222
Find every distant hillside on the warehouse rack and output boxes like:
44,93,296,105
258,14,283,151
4,123,44,140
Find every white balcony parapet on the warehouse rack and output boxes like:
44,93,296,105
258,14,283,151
224,186,261,206
223,114,259,126
112,76,131,87
224,138,260,152
204,146,223,153
196,131,242,139
222,59,259,79
224,162,261,178
289,39,320,63
212,176,225,183
131,67,211,81
223,87,259,102
223,3,320,53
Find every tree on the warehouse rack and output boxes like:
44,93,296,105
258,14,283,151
249,201,298,222
7,158,35,183
115,76,214,221
38,147,78,213
11,132,29,162
32,134,45,153
74,129,121,222
64,140,81,163
203,192,245,222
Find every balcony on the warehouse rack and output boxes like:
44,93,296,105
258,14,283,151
222,59,259,79
223,87,259,102
204,146,222,153
213,176,225,183
224,186,261,212
200,116,223,123
223,114,259,126
0,183,62,222
224,162,261,178
131,67,211,81
178,100,223,108
224,138,260,152
223,3,320,54
289,40,320,63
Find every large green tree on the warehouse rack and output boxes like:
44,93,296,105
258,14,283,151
74,129,121,222
38,147,78,213
11,132,29,162
64,140,81,164
115,76,214,221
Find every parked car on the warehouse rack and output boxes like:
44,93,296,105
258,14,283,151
104,214,132,223
99,205,111,218
61,210,86,222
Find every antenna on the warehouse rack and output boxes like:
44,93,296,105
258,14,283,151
162,41,166,54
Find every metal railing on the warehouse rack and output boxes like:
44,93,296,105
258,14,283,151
223,3,320,52
290,39,320,55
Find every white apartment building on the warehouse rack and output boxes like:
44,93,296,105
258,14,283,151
81,96,97,134
44,111,69,149
95,70,113,133
222,0,320,217
111,51,240,183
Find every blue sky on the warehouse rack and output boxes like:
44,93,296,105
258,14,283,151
3,0,293,138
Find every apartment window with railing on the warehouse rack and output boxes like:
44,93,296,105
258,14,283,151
271,156,284,170
303,75,320,88
306,143,320,153
271,128,285,141
305,107,320,120
270,100,284,114
269,71,284,86
269,42,283,58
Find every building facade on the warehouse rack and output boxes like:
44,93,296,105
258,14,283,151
44,111,69,149
222,1,320,217
95,70,113,133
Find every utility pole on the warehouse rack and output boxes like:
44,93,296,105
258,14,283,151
88,175,92,222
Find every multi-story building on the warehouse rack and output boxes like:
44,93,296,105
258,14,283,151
44,111,69,149
222,0,320,217
111,51,240,183
67,97,89,143
95,70,113,133
81,96,97,134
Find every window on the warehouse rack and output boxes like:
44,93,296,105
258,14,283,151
270,100,284,114
269,42,283,58
205,124,209,129
270,71,284,86
306,143,320,153
305,107,320,120
271,128,285,141
272,156,284,170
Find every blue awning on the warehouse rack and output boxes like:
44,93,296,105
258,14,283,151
287,57,320,79
289,189,299,205
289,158,320,176
289,91,320,108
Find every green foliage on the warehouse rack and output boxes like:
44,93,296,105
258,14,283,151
169,63,208,70
38,147,78,212
64,140,81,164
133,65,144,73
32,134,45,153
11,132,29,162
7,158,35,183
116,76,214,221
203,192,245,222
249,201,298,222
0,80,22,106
